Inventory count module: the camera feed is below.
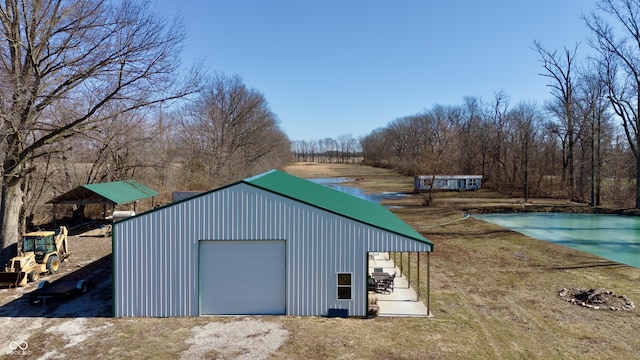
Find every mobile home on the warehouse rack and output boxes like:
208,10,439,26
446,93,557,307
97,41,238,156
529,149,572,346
414,175,483,192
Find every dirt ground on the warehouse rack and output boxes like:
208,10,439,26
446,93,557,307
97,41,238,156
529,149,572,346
0,163,639,359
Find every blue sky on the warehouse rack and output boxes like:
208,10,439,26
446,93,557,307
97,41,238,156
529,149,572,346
154,0,599,141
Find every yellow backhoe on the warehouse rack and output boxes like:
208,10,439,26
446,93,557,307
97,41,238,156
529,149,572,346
0,226,70,287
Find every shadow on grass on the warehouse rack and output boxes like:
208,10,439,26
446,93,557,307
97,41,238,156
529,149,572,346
0,254,112,318
420,229,515,238
552,261,628,270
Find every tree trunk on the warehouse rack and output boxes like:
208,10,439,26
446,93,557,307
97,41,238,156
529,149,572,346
590,121,596,207
636,156,640,209
427,174,435,206
524,137,530,203
595,118,602,207
0,178,24,266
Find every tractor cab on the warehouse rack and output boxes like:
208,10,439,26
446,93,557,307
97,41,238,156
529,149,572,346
21,231,57,261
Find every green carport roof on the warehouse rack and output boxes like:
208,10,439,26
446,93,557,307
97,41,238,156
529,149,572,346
47,180,159,205
244,170,432,247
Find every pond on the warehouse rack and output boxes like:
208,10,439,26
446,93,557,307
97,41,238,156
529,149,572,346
308,178,406,205
474,213,640,268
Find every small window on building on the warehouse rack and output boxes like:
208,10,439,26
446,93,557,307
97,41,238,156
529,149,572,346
337,273,352,300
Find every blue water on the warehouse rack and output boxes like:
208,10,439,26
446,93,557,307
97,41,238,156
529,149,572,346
474,213,640,268
309,178,406,204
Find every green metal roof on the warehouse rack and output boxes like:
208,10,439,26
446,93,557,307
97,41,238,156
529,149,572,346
245,170,432,247
47,180,159,205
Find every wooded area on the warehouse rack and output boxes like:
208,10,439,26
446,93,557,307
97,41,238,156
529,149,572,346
358,91,630,207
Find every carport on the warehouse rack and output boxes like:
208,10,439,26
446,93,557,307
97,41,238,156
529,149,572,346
47,180,158,225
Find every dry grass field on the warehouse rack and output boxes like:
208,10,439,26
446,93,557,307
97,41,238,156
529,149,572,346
0,162,638,359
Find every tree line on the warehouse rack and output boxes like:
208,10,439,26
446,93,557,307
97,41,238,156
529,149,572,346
291,134,362,163
360,93,631,207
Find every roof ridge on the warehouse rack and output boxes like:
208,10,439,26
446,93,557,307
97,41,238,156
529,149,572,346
245,169,432,246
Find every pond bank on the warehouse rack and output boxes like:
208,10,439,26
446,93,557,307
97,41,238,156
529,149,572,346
470,205,640,217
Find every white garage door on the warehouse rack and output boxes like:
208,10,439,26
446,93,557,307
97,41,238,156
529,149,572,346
199,240,286,315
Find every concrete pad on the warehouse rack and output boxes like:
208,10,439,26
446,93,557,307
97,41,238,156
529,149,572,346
368,252,431,317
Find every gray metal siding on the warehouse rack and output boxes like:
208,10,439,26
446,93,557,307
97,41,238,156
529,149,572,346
114,183,431,317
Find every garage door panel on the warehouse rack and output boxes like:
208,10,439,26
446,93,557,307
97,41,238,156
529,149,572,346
199,240,285,315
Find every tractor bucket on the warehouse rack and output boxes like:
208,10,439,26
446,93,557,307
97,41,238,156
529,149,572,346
0,271,27,287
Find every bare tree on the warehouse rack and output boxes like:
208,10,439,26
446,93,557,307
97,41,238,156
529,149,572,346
533,40,581,200
307,140,318,163
385,118,413,164
318,137,337,163
290,141,303,162
326,137,339,163
485,91,511,190
458,96,486,175
575,64,612,206
146,109,183,192
422,105,459,206
0,0,199,259
585,0,640,208
380,115,431,173
361,129,387,166
178,74,290,188
337,134,357,163
509,102,542,202
77,112,154,184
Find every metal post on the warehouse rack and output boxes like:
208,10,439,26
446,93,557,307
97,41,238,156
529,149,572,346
417,252,421,299
408,252,411,288
427,252,430,315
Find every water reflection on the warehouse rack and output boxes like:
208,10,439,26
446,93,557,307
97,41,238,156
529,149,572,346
308,177,405,204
